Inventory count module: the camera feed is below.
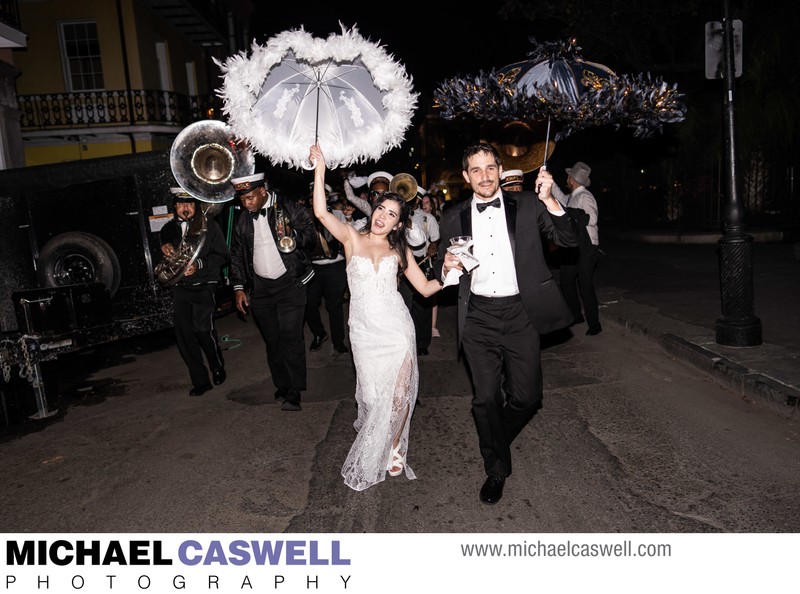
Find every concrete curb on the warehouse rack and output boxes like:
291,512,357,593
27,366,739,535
600,295,800,419
658,334,800,419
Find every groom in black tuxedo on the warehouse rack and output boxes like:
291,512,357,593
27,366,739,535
437,143,578,504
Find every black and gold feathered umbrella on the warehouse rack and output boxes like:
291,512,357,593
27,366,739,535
433,38,686,167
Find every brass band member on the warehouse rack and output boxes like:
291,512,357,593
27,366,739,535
229,173,316,411
160,187,230,397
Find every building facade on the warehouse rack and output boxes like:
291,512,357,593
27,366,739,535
8,0,253,167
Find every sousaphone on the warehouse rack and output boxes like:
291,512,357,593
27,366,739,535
155,120,255,286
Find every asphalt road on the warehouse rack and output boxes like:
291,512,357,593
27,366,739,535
1,287,798,533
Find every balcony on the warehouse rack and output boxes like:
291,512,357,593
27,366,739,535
144,0,228,46
0,0,26,49
18,89,223,131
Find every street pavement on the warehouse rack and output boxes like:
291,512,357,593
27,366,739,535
595,234,800,417
0,235,798,534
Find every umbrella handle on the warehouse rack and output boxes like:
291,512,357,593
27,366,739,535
541,117,551,171
299,83,323,171
535,117,552,193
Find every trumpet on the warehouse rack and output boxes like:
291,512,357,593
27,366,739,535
275,206,296,253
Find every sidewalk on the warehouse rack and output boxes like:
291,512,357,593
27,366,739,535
593,235,800,418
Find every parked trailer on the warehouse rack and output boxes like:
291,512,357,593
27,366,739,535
0,151,196,422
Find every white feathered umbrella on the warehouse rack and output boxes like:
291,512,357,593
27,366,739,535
215,25,418,170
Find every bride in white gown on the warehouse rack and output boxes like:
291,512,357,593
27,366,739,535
310,144,443,491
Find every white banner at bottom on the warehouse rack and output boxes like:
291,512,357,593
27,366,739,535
2,533,795,593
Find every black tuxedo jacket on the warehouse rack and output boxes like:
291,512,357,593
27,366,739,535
436,191,578,344
229,195,316,292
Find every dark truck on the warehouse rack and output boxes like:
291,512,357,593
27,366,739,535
0,151,229,425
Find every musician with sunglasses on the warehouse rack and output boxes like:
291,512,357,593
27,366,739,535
367,170,392,205
342,169,392,219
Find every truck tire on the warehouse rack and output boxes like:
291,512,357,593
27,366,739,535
37,232,121,297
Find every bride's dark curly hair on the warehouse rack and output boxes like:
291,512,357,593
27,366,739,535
359,192,411,272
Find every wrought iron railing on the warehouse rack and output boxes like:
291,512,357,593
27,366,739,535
18,90,224,130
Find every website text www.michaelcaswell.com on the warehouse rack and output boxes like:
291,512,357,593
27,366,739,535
460,539,671,559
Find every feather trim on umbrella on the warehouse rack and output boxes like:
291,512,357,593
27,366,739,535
215,24,418,170
433,39,686,141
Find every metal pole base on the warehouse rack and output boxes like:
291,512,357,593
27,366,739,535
717,234,762,347
715,316,762,347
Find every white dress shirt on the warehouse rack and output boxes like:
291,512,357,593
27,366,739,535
469,193,519,297
252,195,287,279
406,209,440,258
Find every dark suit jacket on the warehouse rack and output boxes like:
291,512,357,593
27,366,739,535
549,207,593,267
436,191,578,345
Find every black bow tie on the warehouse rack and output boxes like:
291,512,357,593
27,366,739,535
476,198,501,213
251,208,267,220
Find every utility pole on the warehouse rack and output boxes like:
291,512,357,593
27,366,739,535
714,0,761,346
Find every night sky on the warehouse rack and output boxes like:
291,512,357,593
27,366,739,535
248,6,542,102
240,5,688,186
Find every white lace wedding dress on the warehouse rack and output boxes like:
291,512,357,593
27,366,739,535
341,255,418,491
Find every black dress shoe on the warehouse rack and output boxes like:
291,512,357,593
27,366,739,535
189,383,213,397
281,392,302,411
212,368,227,385
586,325,603,336
333,344,349,353
309,333,328,351
417,348,429,356
479,476,506,505
274,389,287,403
